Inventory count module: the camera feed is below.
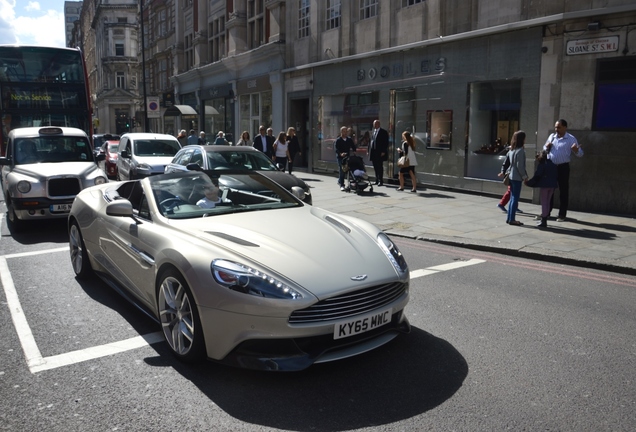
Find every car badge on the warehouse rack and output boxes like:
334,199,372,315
351,275,367,281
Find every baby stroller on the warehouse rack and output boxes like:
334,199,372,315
342,154,372,194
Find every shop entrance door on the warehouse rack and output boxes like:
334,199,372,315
389,89,416,179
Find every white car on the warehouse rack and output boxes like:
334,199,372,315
116,133,182,180
0,126,107,231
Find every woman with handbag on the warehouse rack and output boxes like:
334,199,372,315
397,131,418,192
505,130,529,225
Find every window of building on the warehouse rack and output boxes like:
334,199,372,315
593,57,636,131
326,0,341,30
209,16,226,62
118,17,127,24
466,80,521,180
185,33,194,69
317,92,379,164
116,72,126,89
115,43,124,56
402,0,423,6
247,0,265,49
154,9,167,38
426,111,452,150
158,59,168,91
239,91,272,139
298,0,310,38
359,0,378,20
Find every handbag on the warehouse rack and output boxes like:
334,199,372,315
398,155,410,168
397,142,410,167
502,173,510,186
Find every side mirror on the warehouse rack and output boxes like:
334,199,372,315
0,157,10,166
106,199,133,217
291,186,305,202
95,153,106,162
186,163,202,171
120,150,129,158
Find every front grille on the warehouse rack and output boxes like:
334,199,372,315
289,282,407,324
48,178,81,197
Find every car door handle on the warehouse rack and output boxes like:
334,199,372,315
127,243,155,266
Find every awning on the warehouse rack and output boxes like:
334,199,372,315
164,105,198,116
205,105,219,115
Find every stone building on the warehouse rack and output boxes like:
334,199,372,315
79,0,636,214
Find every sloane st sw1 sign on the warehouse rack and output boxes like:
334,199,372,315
566,36,619,55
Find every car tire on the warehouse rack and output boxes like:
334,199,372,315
157,268,205,363
69,221,93,279
6,199,24,232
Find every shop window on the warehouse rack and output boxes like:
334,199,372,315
426,110,452,150
402,0,423,6
593,57,636,131
466,80,521,180
318,93,378,164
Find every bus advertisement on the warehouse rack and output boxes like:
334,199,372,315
0,45,92,155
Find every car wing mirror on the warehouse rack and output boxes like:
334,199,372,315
106,199,134,218
96,153,106,162
0,157,10,166
120,150,129,158
291,186,305,202
186,162,202,171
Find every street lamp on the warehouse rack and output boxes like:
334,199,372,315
139,0,149,132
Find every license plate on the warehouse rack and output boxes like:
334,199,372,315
50,203,72,213
333,307,392,340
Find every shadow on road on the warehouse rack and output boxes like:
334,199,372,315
145,327,467,431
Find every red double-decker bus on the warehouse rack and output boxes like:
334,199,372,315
0,45,92,155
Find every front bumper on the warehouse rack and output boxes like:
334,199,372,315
11,197,74,220
199,291,410,371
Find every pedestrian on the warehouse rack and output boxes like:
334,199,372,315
187,129,199,145
286,127,301,174
368,119,389,186
397,131,418,192
273,131,291,171
525,150,558,228
504,130,529,226
198,131,208,145
542,119,583,222
236,131,250,146
496,147,523,214
177,129,187,147
253,125,274,157
335,126,356,191
214,131,228,145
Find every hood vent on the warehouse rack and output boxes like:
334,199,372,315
206,231,259,247
325,215,351,233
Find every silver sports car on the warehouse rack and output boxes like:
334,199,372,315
68,170,410,371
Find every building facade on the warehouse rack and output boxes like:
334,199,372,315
64,1,83,47
78,0,636,214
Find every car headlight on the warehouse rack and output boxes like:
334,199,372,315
17,181,31,193
94,176,107,185
377,233,408,274
211,259,303,299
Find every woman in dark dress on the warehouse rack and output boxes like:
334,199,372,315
286,127,301,174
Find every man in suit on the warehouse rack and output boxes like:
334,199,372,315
253,125,274,158
368,119,389,185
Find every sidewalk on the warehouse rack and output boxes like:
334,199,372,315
298,171,636,276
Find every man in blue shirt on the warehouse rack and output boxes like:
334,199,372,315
543,119,583,222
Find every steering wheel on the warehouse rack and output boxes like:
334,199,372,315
159,197,188,212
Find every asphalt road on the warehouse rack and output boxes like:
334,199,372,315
1,218,635,431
